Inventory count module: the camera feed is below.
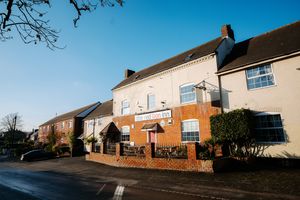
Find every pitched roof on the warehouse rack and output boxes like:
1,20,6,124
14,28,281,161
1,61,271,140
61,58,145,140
40,102,100,126
218,21,300,73
113,37,223,90
99,122,120,135
83,99,113,121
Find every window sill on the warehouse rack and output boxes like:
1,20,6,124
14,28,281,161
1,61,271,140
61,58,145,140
255,141,286,145
181,141,200,144
180,101,197,106
247,84,277,91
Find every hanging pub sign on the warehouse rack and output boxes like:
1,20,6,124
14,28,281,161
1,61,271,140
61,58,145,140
135,110,172,122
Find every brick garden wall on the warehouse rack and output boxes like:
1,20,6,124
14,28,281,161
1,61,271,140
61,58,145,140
86,143,213,173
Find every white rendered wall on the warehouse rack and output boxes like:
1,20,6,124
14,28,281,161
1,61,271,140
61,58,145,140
113,55,220,116
220,55,300,158
83,115,113,152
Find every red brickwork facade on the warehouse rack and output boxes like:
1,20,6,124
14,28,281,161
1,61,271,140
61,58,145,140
38,118,75,145
113,102,220,145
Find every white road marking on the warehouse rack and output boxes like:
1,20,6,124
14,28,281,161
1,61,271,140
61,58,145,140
113,185,125,200
96,184,106,195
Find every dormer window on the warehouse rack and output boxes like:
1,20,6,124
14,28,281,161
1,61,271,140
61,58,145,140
184,53,195,61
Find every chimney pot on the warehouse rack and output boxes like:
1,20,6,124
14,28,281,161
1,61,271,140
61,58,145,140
124,69,135,79
221,24,235,40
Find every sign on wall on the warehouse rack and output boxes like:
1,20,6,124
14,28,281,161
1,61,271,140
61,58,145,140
135,110,172,122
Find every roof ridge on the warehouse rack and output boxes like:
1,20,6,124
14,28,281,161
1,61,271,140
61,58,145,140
57,102,100,117
257,20,300,37
236,20,300,45
83,99,113,121
40,101,100,126
113,36,222,90
127,37,221,77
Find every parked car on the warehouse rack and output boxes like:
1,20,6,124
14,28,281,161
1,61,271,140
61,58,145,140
20,149,55,161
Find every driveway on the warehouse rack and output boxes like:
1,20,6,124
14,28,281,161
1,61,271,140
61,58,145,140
0,157,299,200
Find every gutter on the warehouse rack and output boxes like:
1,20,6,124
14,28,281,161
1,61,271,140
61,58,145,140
217,50,300,76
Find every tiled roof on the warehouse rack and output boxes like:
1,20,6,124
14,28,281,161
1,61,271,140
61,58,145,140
40,102,100,126
113,37,223,90
83,99,113,121
218,21,300,73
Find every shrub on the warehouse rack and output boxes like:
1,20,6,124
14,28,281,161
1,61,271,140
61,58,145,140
210,109,255,157
198,141,215,160
86,137,98,144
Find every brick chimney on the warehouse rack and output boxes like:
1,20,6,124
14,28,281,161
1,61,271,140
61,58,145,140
124,69,135,79
221,24,235,40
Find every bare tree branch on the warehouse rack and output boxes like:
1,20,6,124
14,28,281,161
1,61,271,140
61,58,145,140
0,0,124,49
0,113,23,132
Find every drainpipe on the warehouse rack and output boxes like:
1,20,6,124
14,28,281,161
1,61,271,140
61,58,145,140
92,118,96,152
218,75,224,113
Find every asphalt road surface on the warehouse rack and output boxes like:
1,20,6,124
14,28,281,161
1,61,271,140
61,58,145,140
0,156,299,200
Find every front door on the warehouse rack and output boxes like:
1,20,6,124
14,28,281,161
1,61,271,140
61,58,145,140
148,131,156,143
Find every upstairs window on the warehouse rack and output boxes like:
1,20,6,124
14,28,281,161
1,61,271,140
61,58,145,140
68,120,73,128
180,83,196,104
121,100,130,115
246,64,275,90
61,122,65,129
121,126,130,142
147,94,155,110
97,118,102,126
181,119,200,142
254,114,285,143
88,121,94,128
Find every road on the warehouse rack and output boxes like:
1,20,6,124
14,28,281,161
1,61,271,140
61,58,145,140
0,156,299,200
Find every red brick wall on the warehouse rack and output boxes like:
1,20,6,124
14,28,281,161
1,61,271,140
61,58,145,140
87,143,213,173
38,118,75,145
113,102,220,144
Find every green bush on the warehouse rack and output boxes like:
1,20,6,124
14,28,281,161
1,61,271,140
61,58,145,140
198,142,215,160
210,109,255,157
86,137,98,144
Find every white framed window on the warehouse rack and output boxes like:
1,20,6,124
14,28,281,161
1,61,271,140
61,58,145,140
88,121,94,128
180,83,196,104
121,100,130,115
61,122,65,129
147,93,155,110
254,113,285,143
181,119,200,142
97,118,102,126
246,64,275,90
68,120,73,128
121,126,130,142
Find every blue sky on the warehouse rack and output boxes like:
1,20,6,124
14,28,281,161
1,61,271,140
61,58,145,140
0,0,299,131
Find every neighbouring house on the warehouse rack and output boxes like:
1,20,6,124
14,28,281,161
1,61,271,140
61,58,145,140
82,99,114,153
38,102,100,153
27,129,39,145
217,21,300,158
111,25,235,145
